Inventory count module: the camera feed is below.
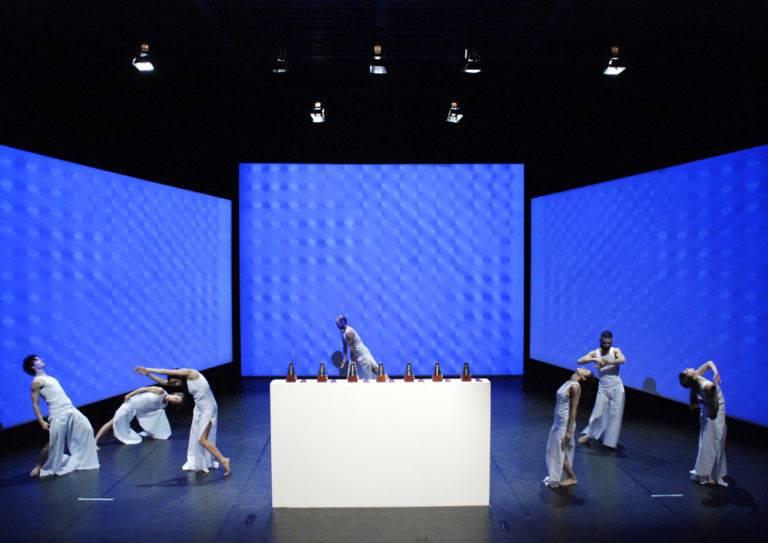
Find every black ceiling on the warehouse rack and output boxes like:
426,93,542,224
2,0,767,198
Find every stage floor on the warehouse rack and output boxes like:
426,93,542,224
1,377,766,542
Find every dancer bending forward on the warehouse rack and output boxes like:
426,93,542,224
94,387,185,450
134,366,230,476
679,361,727,486
544,367,592,487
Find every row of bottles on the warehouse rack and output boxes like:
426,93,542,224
286,361,473,382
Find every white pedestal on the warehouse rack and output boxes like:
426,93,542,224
270,378,491,508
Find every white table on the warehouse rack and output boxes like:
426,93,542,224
270,378,491,508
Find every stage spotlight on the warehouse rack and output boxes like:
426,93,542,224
310,101,326,123
463,49,481,74
446,102,463,123
603,46,626,76
369,44,387,75
132,43,154,72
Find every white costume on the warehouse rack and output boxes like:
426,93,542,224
345,325,376,380
544,380,580,487
690,380,727,485
182,373,219,472
581,347,625,448
112,391,171,445
37,376,100,477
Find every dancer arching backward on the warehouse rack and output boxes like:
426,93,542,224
544,367,592,487
94,387,185,450
23,355,100,477
679,361,727,486
335,314,380,380
134,366,230,477
577,331,626,449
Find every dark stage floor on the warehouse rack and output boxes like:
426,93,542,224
1,376,766,542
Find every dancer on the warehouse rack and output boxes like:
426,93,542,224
577,331,626,448
23,355,100,477
134,366,230,477
94,387,185,450
335,314,380,380
544,367,592,487
679,361,727,486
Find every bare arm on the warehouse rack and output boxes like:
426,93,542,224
30,379,49,431
340,333,349,369
124,386,163,402
695,360,721,384
577,350,600,365
602,347,626,366
564,384,581,449
134,366,199,380
344,329,356,362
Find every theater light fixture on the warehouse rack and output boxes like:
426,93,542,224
310,101,325,123
446,102,463,123
132,43,154,72
603,46,625,76
369,45,387,75
463,49,481,74
272,49,288,73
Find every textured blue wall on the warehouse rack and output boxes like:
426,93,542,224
531,145,768,426
0,145,232,428
240,164,525,377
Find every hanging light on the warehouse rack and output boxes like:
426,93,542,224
369,45,387,75
310,101,326,123
603,46,626,76
463,49,482,74
446,102,463,123
132,43,154,72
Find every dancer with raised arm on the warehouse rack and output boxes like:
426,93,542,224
134,366,230,477
577,331,626,449
94,387,185,450
23,355,100,477
335,314,380,380
679,361,727,486
544,367,592,487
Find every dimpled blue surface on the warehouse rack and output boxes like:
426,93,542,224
240,164,524,377
0,145,232,428
531,145,768,426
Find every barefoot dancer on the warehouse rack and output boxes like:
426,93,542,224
24,355,100,477
679,361,727,486
94,387,185,450
544,367,592,487
134,366,230,477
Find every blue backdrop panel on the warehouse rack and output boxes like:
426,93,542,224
531,145,768,426
0,145,232,428
240,164,525,377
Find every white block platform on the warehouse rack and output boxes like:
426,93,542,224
270,378,491,508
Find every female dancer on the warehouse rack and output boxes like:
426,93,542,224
23,355,100,477
679,361,727,486
544,367,592,487
94,387,185,450
134,366,230,477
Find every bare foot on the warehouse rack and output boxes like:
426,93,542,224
560,477,578,487
30,466,41,477
578,435,590,445
221,458,231,477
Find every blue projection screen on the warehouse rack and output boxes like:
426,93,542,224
531,145,768,426
240,164,524,377
0,145,232,429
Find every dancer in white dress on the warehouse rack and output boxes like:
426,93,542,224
544,367,592,487
23,355,100,477
94,387,185,450
336,315,380,380
679,361,727,486
134,366,230,476
577,331,626,448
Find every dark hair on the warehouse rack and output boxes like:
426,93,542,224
23,354,39,376
678,372,695,389
164,375,188,395
600,330,613,339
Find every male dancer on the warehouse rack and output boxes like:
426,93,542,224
335,315,380,380
577,331,626,449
